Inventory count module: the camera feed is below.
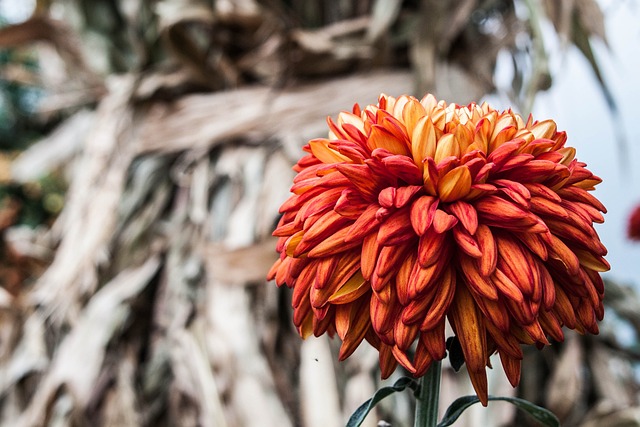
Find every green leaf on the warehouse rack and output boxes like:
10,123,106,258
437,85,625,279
437,395,559,427
446,336,464,372
346,376,419,427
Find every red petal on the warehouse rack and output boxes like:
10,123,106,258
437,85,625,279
447,200,478,234
557,186,606,213
418,227,448,267
401,290,436,325
419,266,456,330
345,204,380,243
377,208,415,246
336,163,380,200
492,268,524,304
453,225,482,258
432,209,458,233
391,345,417,374
410,195,439,235
375,243,412,279
408,247,450,299
394,321,419,351
370,291,398,338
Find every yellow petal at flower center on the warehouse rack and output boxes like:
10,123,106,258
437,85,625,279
437,165,472,202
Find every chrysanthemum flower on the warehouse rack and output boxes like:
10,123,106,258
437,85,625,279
267,94,608,405
628,204,640,241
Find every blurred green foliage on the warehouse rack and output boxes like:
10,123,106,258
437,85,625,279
0,17,65,228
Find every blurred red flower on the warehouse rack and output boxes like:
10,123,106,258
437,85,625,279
628,204,640,241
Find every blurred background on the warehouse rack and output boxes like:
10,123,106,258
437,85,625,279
0,0,639,426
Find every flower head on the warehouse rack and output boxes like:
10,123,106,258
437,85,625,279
268,94,608,404
628,204,640,241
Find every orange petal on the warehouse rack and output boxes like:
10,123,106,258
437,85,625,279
413,338,434,377
503,297,536,326
370,291,398,338
492,268,525,303
438,165,472,202
538,265,556,310
420,320,447,360
394,321,419,351
328,270,368,304
314,256,339,289
382,154,424,184
576,299,598,334
475,195,528,224
336,163,379,200
460,255,499,300
408,259,445,299
338,300,371,360
530,196,569,219
308,227,360,257
379,344,399,379
522,320,549,346
295,211,350,256
489,125,517,153
391,345,417,374
419,266,456,330
574,249,610,272
361,233,381,280
499,353,522,388
267,258,282,282
403,98,427,137
485,321,523,359
411,116,437,167
345,204,380,244
529,119,557,140
538,309,565,342
309,138,351,163
313,305,335,336
375,243,412,278
298,313,314,339
524,182,562,202
472,294,511,333
402,289,437,325
514,231,548,261
547,234,581,275
546,218,606,256
450,286,489,406
552,285,577,329
275,256,292,287
292,262,317,305
449,285,488,374
495,235,535,296
396,252,416,306
495,179,531,208
434,133,460,164
368,124,411,156
475,224,497,276
487,140,522,168
422,157,439,195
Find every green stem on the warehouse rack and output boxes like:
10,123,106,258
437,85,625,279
414,360,442,427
